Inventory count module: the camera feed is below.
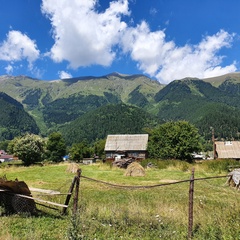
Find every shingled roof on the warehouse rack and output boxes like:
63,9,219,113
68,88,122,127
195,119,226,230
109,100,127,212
104,134,148,151
215,141,240,159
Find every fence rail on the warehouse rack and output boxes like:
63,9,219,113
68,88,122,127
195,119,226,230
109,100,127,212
79,169,229,239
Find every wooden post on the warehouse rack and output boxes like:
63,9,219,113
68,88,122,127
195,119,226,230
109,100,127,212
211,127,217,159
188,168,195,240
73,168,81,214
62,174,77,215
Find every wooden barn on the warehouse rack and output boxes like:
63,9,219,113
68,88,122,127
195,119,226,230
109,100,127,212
214,141,240,159
104,134,149,161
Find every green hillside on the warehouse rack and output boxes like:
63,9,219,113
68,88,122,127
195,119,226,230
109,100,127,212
1,72,240,143
154,78,240,140
60,103,160,145
203,72,240,87
0,92,39,140
0,74,163,134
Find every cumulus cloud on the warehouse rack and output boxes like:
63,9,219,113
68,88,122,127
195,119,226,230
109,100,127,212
0,30,40,70
58,70,73,79
41,0,129,68
41,0,236,83
121,23,236,83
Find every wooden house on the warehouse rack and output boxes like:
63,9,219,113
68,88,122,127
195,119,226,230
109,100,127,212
214,141,240,159
104,134,149,161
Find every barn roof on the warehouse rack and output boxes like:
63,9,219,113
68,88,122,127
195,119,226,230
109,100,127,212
215,141,240,159
104,134,148,151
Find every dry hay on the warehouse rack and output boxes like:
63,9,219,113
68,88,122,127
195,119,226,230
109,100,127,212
124,162,145,177
66,163,80,173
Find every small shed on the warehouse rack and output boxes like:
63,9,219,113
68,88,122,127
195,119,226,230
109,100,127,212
104,134,148,161
214,141,240,159
0,154,14,163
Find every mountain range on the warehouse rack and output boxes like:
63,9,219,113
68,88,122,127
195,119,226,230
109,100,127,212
1,72,240,144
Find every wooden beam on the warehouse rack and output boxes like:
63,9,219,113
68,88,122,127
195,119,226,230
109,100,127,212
29,187,61,194
18,194,69,208
1,191,69,208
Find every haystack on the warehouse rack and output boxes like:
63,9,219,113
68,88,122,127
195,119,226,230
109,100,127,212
66,163,79,173
124,162,145,177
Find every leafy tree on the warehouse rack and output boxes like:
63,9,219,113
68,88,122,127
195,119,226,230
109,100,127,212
46,132,66,162
147,121,202,161
8,134,45,166
69,141,93,162
93,139,106,159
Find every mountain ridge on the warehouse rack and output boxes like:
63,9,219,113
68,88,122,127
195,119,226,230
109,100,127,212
1,72,240,142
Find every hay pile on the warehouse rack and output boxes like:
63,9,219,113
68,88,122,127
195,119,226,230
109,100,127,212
124,162,145,177
66,163,79,173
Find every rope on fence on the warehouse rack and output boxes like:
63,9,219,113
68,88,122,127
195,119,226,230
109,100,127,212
81,174,229,190
81,172,229,240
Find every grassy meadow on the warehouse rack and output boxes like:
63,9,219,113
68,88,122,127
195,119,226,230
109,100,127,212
0,160,240,240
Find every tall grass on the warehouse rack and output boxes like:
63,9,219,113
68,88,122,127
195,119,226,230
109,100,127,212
0,160,239,239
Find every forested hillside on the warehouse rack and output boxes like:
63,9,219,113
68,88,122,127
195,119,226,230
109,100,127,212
0,74,163,134
0,72,240,144
0,92,39,140
154,79,240,139
60,103,160,145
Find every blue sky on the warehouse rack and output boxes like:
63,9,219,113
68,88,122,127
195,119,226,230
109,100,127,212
0,0,239,84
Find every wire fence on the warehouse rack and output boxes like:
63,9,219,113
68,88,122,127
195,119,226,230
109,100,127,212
0,168,232,239
79,168,229,240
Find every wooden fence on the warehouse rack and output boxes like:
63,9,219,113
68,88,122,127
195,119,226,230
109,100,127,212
78,168,228,240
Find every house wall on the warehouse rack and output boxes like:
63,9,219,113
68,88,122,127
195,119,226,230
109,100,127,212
106,151,147,160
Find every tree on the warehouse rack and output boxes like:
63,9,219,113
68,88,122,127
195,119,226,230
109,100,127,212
8,134,45,166
46,132,66,162
147,121,202,161
69,141,93,162
93,139,106,159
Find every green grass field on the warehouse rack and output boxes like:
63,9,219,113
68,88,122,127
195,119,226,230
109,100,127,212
0,160,240,240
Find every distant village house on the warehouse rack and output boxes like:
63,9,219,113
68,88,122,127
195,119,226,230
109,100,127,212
104,134,149,161
214,141,240,160
0,150,14,163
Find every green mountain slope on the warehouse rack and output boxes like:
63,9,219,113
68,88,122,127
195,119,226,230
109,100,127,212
0,92,39,140
0,74,163,133
154,78,240,139
1,72,240,142
60,103,160,145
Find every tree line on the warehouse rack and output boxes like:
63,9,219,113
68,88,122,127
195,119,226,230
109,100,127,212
1,121,204,166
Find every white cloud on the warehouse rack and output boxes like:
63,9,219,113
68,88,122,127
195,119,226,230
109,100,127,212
121,23,236,83
5,64,13,75
41,0,129,68
41,0,237,83
0,30,40,70
58,70,73,79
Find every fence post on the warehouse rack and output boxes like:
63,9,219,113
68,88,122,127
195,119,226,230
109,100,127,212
62,174,77,215
188,168,195,240
73,168,81,214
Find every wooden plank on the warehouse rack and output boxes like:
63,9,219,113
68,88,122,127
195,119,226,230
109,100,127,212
13,193,69,208
0,188,68,208
29,187,61,194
